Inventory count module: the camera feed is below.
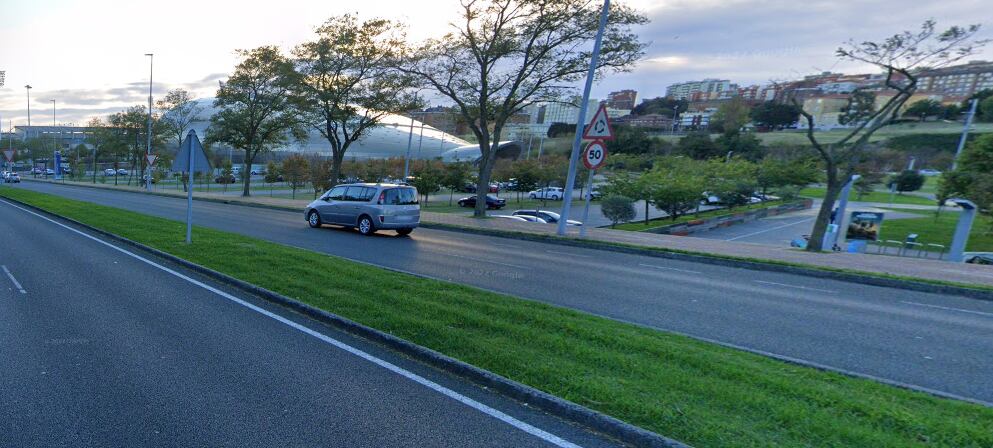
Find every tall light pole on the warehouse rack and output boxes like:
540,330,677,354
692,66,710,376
24,85,32,141
952,99,978,171
557,0,610,236
145,53,154,191
50,99,56,176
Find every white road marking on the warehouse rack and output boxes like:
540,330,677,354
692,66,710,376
2,265,27,294
753,280,837,294
0,199,581,448
900,301,993,318
446,253,529,270
637,263,703,275
725,217,815,242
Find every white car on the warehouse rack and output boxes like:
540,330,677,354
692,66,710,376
529,187,564,200
918,169,942,176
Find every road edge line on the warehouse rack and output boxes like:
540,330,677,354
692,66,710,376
0,195,690,448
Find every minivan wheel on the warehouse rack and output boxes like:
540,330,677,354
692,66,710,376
358,216,376,235
396,228,413,236
307,211,322,228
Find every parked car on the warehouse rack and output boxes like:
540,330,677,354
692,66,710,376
582,187,602,201
5,173,20,183
103,168,117,176
529,187,564,200
919,169,942,176
461,183,500,194
215,174,237,184
700,192,721,205
61,166,72,174
491,215,530,222
964,252,993,265
141,174,157,184
512,215,548,223
512,210,582,226
458,194,506,210
305,183,420,236
31,167,43,175
116,168,128,176
251,169,265,175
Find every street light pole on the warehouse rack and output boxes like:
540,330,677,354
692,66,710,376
145,53,154,191
952,99,978,171
557,0,610,236
403,116,415,181
51,99,56,175
24,85,32,141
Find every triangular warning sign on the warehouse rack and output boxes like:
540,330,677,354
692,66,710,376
582,104,614,140
145,154,158,166
2,149,14,163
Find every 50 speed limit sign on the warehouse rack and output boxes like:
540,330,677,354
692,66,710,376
582,140,608,170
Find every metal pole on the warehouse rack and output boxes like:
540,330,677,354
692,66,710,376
51,100,56,176
186,134,195,244
416,122,425,160
823,174,860,251
145,53,154,191
947,199,976,262
403,116,415,181
557,0,610,236
579,168,595,237
537,134,545,160
952,99,978,171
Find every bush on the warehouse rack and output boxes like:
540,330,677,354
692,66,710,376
888,170,925,193
601,195,636,228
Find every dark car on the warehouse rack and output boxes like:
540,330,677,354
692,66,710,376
215,174,237,184
461,183,500,194
458,194,506,210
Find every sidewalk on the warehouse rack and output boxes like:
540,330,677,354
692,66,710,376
19,177,993,290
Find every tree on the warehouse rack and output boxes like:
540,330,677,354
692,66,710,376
290,15,420,187
756,158,819,195
441,162,472,205
966,88,993,122
709,96,751,133
749,101,800,130
702,158,758,209
601,195,636,228
715,131,765,162
282,154,310,199
939,134,993,229
631,97,687,117
611,126,669,155
792,20,987,251
677,132,721,160
309,155,334,198
509,159,542,202
546,122,575,138
837,89,876,126
208,46,305,197
903,99,944,121
646,158,707,221
980,96,993,122
157,88,203,151
853,172,884,200
411,160,444,204
400,0,648,216
888,170,925,193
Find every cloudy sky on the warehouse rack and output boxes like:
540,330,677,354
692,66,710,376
1,0,990,127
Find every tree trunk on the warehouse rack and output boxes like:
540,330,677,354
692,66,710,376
806,169,843,252
644,201,649,226
242,150,253,197
474,155,495,217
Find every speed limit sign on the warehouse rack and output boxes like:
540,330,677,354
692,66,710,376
582,140,608,170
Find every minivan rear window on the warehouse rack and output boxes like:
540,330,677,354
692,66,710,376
384,187,419,205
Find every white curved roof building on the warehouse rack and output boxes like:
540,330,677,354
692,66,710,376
184,99,521,163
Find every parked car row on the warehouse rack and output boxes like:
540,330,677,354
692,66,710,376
102,168,130,176
700,192,780,206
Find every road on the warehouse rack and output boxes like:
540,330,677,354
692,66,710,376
9,182,993,404
0,196,621,447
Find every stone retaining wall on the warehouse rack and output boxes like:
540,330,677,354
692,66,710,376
645,199,814,236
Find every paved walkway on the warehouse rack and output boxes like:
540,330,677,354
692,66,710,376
17,178,993,289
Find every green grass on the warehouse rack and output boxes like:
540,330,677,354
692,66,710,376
801,187,937,206
613,200,788,232
879,209,993,252
2,187,991,447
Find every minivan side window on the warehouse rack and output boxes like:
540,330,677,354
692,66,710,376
327,186,346,200
344,186,376,202
382,188,418,205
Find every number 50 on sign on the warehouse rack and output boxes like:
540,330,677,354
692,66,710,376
582,140,608,170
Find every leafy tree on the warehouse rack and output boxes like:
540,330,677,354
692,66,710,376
709,96,751,133
981,96,993,122
411,160,444,204
939,134,993,227
208,46,305,197
888,170,925,193
702,158,758,209
940,103,962,120
646,157,707,220
853,172,884,200
611,126,669,155
290,15,420,187
400,0,648,216
715,131,765,162
756,158,819,195
156,88,203,151
282,154,310,199
546,122,575,138
600,195,636,228
441,162,472,205
677,131,722,160
631,97,687,117
309,156,334,198
903,99,944,121
965,88,993,122
837,89,876,126
792,20,986,251
221,160,234,192
749,101,800,130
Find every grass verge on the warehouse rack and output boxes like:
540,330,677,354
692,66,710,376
2,187,992,447
613,200,788,232
800,187,936,206
879,208,993,252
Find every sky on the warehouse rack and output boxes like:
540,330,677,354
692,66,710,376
0,0,990,127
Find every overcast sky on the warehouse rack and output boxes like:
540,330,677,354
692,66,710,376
1,0,990,127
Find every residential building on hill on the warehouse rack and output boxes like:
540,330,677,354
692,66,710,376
606,89,638,110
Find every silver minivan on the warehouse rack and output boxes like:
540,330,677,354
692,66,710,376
305,183,420,236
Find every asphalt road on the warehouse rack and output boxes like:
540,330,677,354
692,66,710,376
0,198,621,447
10,182,993,404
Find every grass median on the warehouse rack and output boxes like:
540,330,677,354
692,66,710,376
1,187,990,447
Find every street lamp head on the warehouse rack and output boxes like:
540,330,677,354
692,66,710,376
25,84,32,89
145,53,153,57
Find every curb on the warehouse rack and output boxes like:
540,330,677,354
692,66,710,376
420,222,993,302
21,179,993,301
3,195,689,448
